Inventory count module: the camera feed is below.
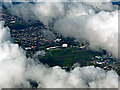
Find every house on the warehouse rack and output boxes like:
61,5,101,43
96,61,105,64
62,44,68,48
79,46,86,49
95,56,102,60
25,47,31,50
10,21,15,24
54,38,61,42
46,46,60,50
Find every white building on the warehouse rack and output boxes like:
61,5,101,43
96,61,105,64
46,46,60,50
79,46,86,49
10,21,15,24
54,38,61,42
25,47,31,50
62,44,68,48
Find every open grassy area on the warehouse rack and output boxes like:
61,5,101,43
40,47,103,67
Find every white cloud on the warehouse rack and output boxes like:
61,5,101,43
0,21,119,89
54,8,118,58
33,50,46,58
32,2,65,25
0,1,119,88
0,21,13,42
5,1,118,58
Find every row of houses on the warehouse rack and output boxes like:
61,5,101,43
46,43,86,51
46,44,68,51
91,55,113,65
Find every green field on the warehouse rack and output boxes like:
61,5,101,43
39,47,103,67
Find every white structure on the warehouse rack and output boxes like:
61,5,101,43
25,47,31,50
95,56,102,59
46,46,60,50
79,46,86,49
62,44,68,48
10,21,15,24
96,61,105,64
54,38,61,42
46,47,56,50
46,48,50,50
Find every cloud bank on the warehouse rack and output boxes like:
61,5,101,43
0,20,119,88
4,1,119,58
55,10,118,58
1,0,119,88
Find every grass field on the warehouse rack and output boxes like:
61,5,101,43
39,47,103,67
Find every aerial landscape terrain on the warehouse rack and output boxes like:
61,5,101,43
0,0,120,89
